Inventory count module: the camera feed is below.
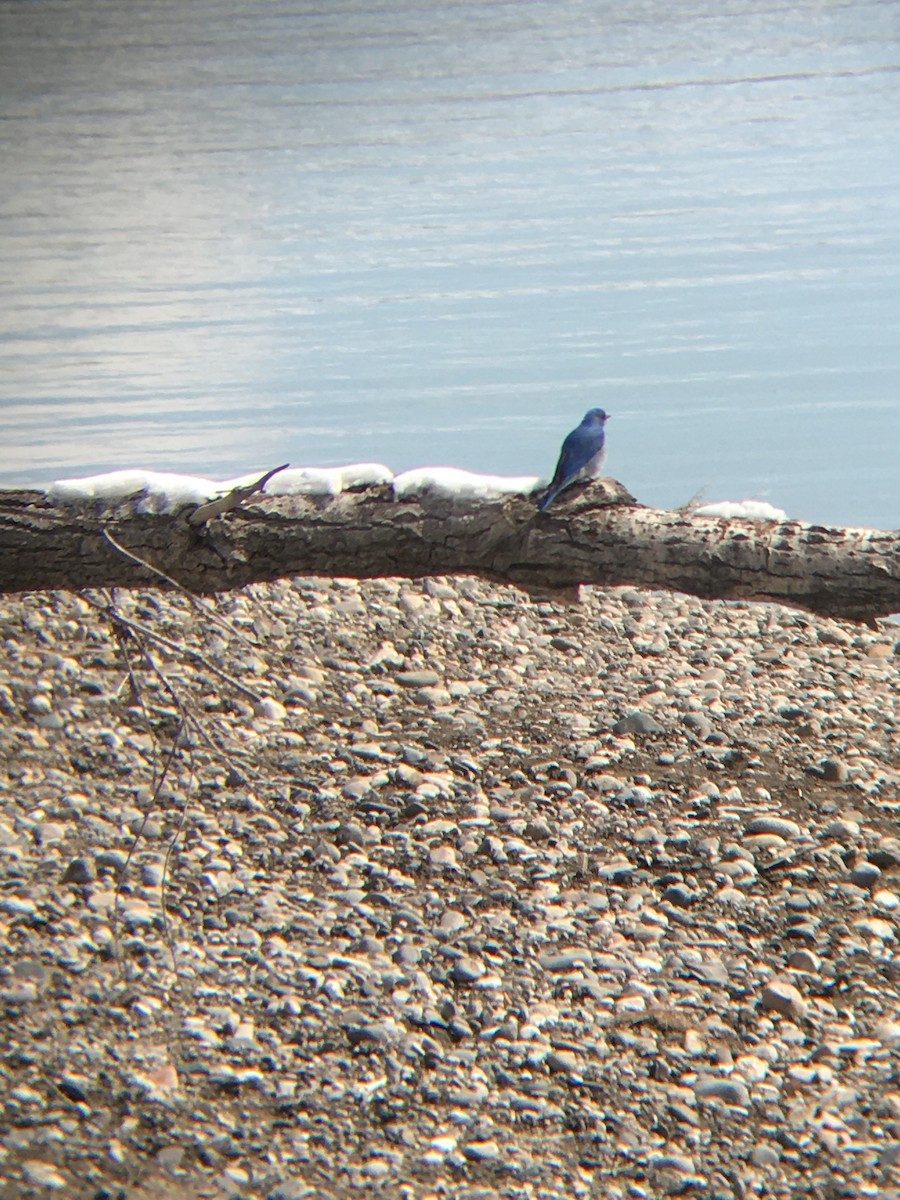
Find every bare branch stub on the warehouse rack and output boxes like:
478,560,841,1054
187,463,290,527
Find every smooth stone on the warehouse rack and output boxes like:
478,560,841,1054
662,883,698,907
612,712,664,736
822,817,860,841
871,841,900,869
539,949,591,972
61,856,96,884
650,1153,695,1174
693,1077,750,1106
546,1049,582,1074
761,980,807,1019
22,1161,68,1190
438,911,467,935
463,1140,501,1162
33,712,65,730
58,1074,90,1104
267,1182,313,1200
0,982,38,1003
745,815,801,839
141,862,164,887
821,758,849,783
0,896,38,918
451,957,485,984
346,1021,401,1048
751,1144,781,1167
875,1020,900,1045
849,861,881,889
786,948,820,972
683,713,713,740
96,849,128,873
853,917,895,941
396,669,441,688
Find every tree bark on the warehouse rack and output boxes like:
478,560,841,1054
1,480,898,621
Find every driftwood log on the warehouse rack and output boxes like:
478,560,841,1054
0,479,898,622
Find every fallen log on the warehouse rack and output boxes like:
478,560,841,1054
1,479,898,622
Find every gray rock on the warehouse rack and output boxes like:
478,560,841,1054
346,1020,401,1049
21,1161,68,1190
849,861,881,889
96,849,128,874
546,1049,582,1074
662,883,698,907
693,1077,750,1106
786,948,820,973
822,817,860,841
267,1181,314,1200
683,713,713,740
745,815,801,839
613,712,665,736
539,949,591,972
451,956,485,984
463,1139,501,1162
760,979,807,1019
751,1144,781,1167
821,758,849,783
396,669,441,688
61,856,96,884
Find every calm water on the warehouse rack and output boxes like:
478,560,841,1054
1,0,899,527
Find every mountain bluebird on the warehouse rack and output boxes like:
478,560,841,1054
538,408,609,512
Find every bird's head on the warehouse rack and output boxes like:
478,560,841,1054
584,408,608,425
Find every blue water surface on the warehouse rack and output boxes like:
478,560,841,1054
1,0,898,527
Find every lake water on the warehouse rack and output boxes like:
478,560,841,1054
1,0,899,528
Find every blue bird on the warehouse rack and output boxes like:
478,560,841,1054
538,408,609,512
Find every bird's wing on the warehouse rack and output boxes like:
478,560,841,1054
555,426,603,486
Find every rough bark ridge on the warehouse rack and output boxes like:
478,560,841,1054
1,481,898,620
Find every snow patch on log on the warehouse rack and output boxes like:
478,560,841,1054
392,467,541,501
47,463,396,511
49,470,215,511
695,500,788,522
261,463,393,496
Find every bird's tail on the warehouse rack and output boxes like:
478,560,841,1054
537,487,557,513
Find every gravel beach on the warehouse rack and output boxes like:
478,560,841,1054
1,577,899,1199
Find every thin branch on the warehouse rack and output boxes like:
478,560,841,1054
84,595,265,702
102,529,258,650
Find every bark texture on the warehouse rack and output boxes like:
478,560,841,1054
1,481,898,620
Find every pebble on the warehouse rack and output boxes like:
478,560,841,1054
751,1144,781,1168
761,980,807,1019
745,815,801,840
451,956,485,984
60,856,96,885
821,758,849,783
849,861,881,889
693,1078,750,1106
254,697,288,721
463,1139,501,1162
22,1161,68,1189
786,948,820,973
546,1049,582,1075
612,712,665,736
396,669,441,688
539,949,591,972
822,817,860,841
